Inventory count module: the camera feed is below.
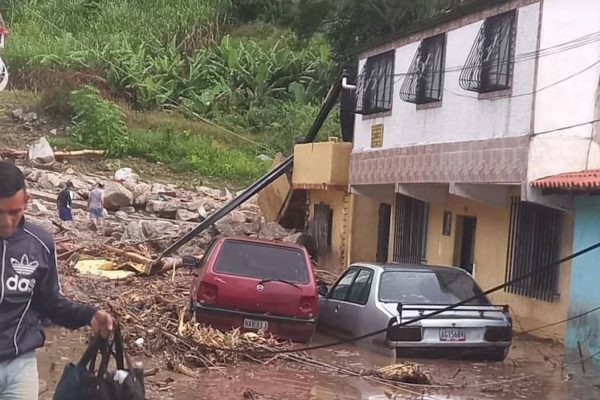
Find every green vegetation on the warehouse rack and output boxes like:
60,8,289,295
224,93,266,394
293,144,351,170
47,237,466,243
50,86,270,184
3,0,336,154
69,86,129,157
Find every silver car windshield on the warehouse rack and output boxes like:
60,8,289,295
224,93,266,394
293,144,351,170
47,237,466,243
378,270,489,305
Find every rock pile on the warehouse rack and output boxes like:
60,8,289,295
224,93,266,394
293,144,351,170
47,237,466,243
19,165,296,255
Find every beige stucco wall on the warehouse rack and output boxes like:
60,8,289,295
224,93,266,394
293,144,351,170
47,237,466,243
426,195,573,341
348,194,381,265
293,142,353,187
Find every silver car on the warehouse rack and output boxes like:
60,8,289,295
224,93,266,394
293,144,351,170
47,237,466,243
317,263,512,361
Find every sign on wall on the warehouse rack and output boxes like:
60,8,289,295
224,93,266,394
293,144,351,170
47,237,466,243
371,124,384,148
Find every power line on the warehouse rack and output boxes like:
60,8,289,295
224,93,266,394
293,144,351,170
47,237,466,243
520,305,600,336
387,30,600,78
534,118,600,136
443,57,600,99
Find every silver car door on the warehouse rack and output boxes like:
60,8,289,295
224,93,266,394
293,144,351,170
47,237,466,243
338,268,374,336
320,268,359,332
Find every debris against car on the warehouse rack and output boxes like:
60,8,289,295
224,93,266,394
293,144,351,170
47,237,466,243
373,363,432,385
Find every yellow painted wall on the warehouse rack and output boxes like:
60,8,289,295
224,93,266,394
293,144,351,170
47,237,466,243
307,190,350,273
348,194,380,265
426,195,573,341
293,142,353,187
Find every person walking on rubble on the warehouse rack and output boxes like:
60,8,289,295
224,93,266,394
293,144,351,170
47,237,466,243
88,182,105,234
0,162,113,400
56,181,74,226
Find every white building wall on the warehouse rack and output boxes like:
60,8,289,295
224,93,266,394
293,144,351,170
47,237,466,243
353,3,540,153
528,0,600,181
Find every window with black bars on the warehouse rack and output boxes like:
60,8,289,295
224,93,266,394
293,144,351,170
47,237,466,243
400,33,446,104
355,50,395,115
459,10,517,93
504,198,562,302
393,194,429,264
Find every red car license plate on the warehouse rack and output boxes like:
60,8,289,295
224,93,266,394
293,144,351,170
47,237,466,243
439,328,466,342
243,318,269,331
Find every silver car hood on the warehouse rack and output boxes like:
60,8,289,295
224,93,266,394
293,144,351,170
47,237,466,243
380,303,507,321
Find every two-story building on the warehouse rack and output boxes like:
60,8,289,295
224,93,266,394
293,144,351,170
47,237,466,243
346,0,600,342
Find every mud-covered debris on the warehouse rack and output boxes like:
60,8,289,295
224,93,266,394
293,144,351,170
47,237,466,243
243,389,278,399
373,363,432,384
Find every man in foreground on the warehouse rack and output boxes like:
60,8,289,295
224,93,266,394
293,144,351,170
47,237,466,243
0,162,113,399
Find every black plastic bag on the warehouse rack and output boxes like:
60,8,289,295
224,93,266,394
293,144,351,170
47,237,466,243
53,324,145,400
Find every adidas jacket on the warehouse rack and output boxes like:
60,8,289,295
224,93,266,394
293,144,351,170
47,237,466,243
0,219,96,361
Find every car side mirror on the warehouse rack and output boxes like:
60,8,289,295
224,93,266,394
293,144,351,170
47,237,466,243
318,284,329,297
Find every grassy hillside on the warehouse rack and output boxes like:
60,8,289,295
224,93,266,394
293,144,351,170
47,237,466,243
0,0,340,184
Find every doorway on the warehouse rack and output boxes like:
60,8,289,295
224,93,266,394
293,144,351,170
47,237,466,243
454,216,477,274
376,203,392,262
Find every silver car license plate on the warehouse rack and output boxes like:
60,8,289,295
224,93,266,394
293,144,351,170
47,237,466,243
439,328,466,342
243,318,268,331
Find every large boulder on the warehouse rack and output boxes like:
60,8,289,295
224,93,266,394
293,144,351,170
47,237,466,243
121,179,138,193
114,211,129,221
196,186,223,199
103,183,133,211
121,221,146,243
257,221,289,240
132,183,151,207
214,211,251,236
29,200,52,216
223,211,247,225
176,209,200,222
28,137,54,164
151,183,168,194
114,168,139,184
141,220,180,238
146,198,181,218
38,172,62,191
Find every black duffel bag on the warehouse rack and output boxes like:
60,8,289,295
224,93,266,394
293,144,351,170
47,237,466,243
53,324,145,400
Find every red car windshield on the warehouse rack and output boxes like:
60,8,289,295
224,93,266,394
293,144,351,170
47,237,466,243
379,270,490,305
214,241,309,284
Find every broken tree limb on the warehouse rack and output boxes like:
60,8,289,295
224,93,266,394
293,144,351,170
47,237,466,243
103,245,153,265
0,148,105,159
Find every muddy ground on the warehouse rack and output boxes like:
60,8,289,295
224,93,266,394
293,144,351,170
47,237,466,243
37,327,600,400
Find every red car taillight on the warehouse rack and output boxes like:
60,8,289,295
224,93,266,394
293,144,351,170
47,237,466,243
299,296,317,318
198,282,218,306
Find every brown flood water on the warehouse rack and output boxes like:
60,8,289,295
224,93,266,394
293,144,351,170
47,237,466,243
37,327,600,400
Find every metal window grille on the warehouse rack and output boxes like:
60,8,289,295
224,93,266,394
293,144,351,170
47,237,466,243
400,33,446,104
504,198,562,302
393,194,429,264
355,50,395,115
459,10,516,93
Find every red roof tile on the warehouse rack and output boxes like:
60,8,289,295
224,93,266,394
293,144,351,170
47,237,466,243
530,169,600,191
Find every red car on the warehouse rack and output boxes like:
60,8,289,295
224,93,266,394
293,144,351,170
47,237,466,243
189,236,318,343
